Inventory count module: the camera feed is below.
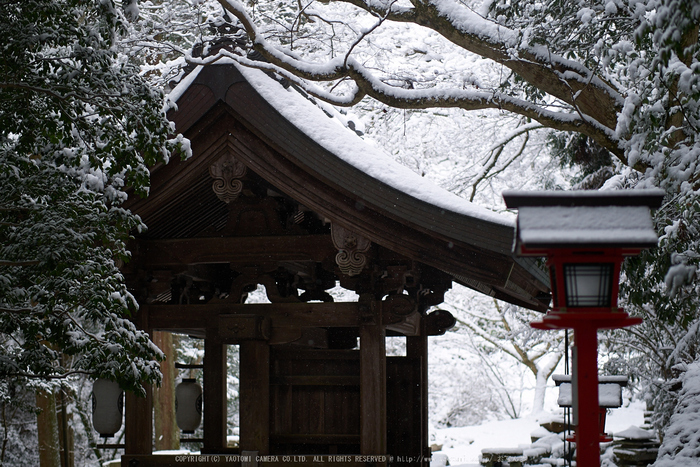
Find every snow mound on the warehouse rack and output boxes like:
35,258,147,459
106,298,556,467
613,425,656,440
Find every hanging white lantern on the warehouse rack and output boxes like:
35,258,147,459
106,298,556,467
91,379,123,438
176,378,202,433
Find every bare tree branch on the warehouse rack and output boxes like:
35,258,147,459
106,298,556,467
0,307,36,314
454,315,524,363
495,300,538,377
0,260,40,267
0,370,92,380
469,123,539,201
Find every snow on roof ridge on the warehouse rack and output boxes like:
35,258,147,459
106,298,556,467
168,65,204,107
229,61,512,227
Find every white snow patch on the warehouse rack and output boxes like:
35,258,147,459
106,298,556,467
556,382,622,407
169,65,204,104
607,399,646,434
431,400,645,466
605,2,618,15
614,425,655,440
517,205,658,246
432,417,541,465
577,8,596,24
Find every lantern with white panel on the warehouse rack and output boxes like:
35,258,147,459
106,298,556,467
503,190,664,467
91,379,124,438
176,378,202,434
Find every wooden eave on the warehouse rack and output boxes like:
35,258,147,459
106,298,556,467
125,64,549,311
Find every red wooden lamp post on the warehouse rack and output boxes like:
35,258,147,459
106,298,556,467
503,190,664,467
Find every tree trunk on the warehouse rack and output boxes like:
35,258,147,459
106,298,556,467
532,370,548,415
531,352,563,415
153,331,179,451
56,386,74,467
36,389,61,467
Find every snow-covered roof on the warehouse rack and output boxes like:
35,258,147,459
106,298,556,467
503,190,664,250
553,374,628,385
160,61,552,311
172,61,510,227
517,205,658,247
614,425,656,440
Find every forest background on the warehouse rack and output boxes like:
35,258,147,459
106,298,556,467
0,0,699,465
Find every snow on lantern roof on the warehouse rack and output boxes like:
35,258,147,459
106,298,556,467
502,190,665,251
556,382,624,408
553,374,628,408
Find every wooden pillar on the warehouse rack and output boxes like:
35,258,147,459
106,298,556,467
407,328,429,466
153,331,179,451
360,297,386,458
125,385,153,455
125,304,153,455
203,337,227,453
573,325,601,467
240,340,270,455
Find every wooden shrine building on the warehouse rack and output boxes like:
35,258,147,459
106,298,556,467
120,60,550,466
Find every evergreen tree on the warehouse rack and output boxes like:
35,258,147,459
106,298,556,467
0,0,189,394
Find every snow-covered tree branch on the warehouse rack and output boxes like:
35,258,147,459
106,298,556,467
213,0,666,168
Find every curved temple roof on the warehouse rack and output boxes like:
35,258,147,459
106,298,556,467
128,61,550,311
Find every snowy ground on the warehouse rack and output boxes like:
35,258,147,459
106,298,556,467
430,400,646,466
136,401,646,467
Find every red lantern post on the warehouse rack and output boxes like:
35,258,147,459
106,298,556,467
503,190,664,467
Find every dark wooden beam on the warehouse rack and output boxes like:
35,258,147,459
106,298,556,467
125,305,153,456
240,340,270,455
270,375,360,386
153,331,179,451
131,235,336,268
202,338,227,453
147,302,362,332
407,330,430,467
219,315,271,341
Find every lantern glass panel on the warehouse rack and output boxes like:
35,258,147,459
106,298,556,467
563,263,614,307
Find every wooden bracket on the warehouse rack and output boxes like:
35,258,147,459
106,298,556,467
218,314,271,341
424,309,456,336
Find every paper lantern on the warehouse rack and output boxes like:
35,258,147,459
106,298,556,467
91,379,123,438
176,379,202,433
